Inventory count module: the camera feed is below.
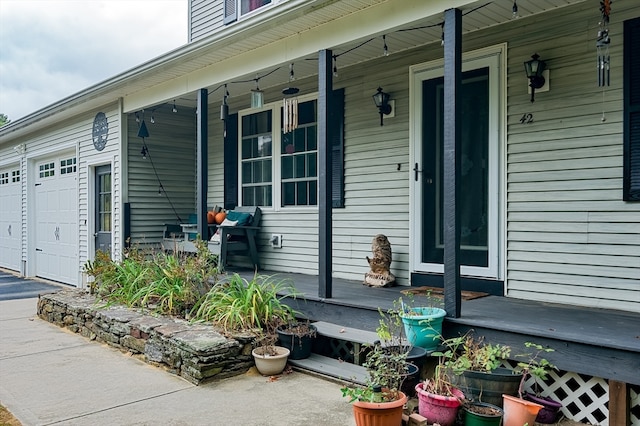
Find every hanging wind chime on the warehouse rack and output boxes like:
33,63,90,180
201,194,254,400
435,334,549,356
597,0,611,88
282,63,299,134
597,0,612,122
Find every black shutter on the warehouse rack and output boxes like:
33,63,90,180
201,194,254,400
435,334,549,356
331,88,345,208
224,0,237,25
624,17,640,201
224,113,239,210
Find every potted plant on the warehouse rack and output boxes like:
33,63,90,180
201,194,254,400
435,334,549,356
341,307,411,426
503,342,558,426
446,332,520,407
462,401,504,426
276,319,317,360
397,295,446,350
252,323,291,375
415,342,465,426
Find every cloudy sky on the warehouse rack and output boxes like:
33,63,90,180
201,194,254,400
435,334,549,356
0,0,188,122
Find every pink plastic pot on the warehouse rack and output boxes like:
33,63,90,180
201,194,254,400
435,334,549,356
415,381,464,426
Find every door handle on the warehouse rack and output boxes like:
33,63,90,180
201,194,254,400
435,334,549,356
414,163,421,181
54,226,60,241
7,224,10,236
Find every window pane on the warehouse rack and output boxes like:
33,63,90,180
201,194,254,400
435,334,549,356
282,156,293,179
307,126,317,150
294,128,305,152
282,182,295,206
297,181,308,205
309,182,317,206
241,0,271,15
308,153,317,177
295,155,305,178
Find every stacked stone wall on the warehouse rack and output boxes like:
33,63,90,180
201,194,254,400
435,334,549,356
37,289,254,384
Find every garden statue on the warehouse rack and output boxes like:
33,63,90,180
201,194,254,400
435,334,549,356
364,234,395,287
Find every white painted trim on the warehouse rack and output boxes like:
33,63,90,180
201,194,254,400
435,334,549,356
409,44,506,280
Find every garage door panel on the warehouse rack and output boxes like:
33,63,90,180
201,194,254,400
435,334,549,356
35,156,78,286
0,166,21,271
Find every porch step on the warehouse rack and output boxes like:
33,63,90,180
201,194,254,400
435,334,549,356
289,353,368,385
312,320,379,365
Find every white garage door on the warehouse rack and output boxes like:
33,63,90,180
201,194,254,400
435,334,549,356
35,155,78,286
0,166,22,271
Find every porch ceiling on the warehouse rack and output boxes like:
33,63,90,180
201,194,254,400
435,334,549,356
162,0,588,109
0,0,589,139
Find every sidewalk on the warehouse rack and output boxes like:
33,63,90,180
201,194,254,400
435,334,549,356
0,295,356,425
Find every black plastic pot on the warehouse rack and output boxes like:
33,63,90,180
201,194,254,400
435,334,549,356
276,324,317,360
452,367,520,408
382,345,428,371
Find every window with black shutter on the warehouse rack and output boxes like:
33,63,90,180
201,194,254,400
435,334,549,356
623,17,640,201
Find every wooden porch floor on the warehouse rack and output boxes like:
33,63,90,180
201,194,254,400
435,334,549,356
234,268,640,386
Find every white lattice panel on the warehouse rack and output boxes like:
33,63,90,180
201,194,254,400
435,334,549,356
631,385,640,426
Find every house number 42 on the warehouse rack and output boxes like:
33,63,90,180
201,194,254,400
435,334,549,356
520,113,533,124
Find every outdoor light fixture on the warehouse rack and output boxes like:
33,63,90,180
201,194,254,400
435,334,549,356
524,53,546,102
372,87,392,126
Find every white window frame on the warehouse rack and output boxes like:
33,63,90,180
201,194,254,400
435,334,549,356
238,92,318,211
409,44,506,280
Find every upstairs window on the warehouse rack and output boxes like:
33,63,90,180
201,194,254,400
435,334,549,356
225,0,272,24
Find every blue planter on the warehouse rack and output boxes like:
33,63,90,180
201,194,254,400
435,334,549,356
400,307,446,350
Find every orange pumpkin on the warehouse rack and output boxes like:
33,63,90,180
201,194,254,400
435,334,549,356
207,211,216,224
214,211,227,224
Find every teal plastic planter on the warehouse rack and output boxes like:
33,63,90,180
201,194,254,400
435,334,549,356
400,307,446,350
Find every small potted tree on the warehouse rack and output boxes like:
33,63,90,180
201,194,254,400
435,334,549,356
415,337,465,426
341,307,412,426
503,342,558,426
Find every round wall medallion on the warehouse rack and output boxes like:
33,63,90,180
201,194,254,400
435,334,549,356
92,112,108,151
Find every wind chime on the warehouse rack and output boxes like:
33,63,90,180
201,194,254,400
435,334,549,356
597,0,611,88
597,0,612,122
282,63,299,134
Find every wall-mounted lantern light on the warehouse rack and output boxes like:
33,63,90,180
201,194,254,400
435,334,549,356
372,87,392,126
524,53,547,102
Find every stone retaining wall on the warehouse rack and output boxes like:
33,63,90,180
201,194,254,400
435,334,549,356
37,289,255,385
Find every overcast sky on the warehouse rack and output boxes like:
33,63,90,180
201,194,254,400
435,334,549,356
0,0,188,122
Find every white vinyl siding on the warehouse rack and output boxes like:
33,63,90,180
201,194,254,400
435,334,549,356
189,0,224,43
127,108,197,245
78,107,122,270
505,3,640,312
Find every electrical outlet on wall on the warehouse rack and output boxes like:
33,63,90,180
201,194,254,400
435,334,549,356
270,234,283,249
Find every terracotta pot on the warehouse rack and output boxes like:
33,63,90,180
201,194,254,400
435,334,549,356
415,381,464,426
352,391,408,426
523,392,563,423
252,346,289,376
502,394,544,426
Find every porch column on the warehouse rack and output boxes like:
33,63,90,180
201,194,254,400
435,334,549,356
196,89,209,240
443,8,462,318
318,49,333,298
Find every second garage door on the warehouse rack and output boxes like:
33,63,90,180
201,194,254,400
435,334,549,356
35,155,78,286
0,165,22,271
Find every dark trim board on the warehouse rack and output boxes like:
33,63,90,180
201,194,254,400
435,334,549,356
234,269,640,385
411,272,504,296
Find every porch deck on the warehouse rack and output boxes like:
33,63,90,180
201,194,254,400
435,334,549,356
235,269,640,386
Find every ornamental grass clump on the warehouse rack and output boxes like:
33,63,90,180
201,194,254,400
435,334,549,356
192,273,298,332
83,239,218,316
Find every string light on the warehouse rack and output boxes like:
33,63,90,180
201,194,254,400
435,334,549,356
383,35,389,56
135,112,140,123
289,63,295,81
150,114,155,124
140,145,148,159
333,56,338,78
172,100,177,113
441,23,445,46
158,185,163,196
512,0,519,19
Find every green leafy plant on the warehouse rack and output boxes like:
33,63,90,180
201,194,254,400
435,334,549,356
441,333,512,375
341,302,411,403
514,342,556,398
